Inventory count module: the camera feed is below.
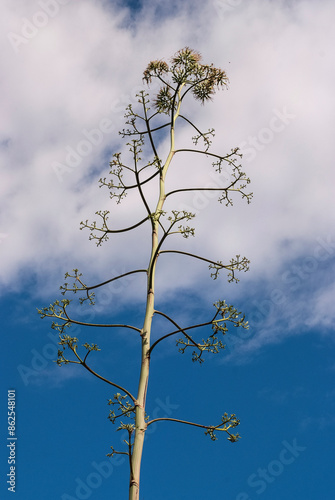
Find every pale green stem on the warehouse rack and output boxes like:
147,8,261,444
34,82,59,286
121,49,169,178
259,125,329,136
128,84,185,500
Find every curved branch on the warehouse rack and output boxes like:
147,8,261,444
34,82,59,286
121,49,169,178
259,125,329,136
74,321,141,333
133,141,153,220
69,347,137,402
110,407,135,421
147,213,184,290
85,269,147,292
155,74,176,92
82,362,136,402
106,169,161,191
146,413,240,442
149,310,212,355
180,72,228,102
127,169,161,188
62,312,141,333
122,122,170,138
174,148,229,160
105,216,149,234
108,448,129,457
179,76,212,101
165,186,229,199
179,114,203,135
61,269,147,305
159,249,226,268
146,416,220,430
143,96,160,164
80,216,150,243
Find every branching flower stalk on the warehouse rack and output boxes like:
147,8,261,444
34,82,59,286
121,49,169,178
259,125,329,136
37,48,252,500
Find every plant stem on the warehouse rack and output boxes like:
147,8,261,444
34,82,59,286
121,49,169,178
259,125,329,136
128,85,184,500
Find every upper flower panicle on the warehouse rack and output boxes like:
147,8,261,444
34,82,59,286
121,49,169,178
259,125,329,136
143,47,229,107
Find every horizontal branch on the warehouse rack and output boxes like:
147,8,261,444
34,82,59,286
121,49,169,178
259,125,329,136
85,269,148,292
121,121,170,137
108,448,129,457
165,186,230,199
146,416,235,435
61,270,147,305
159,250,249,283
91,215,149,234
63,313,141,333
174,148,224,159
147,416,212,429
101,169,161,191
159,249,225,268
72,321,141,333
146,413,241,442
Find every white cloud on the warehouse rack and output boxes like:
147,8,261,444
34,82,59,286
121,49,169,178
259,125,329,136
1,0,334,350
304,280,335,331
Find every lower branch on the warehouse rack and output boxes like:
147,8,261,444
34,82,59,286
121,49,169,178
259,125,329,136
64,317,142,333
146,413,240,442
81,362,136,402
58,338,136,402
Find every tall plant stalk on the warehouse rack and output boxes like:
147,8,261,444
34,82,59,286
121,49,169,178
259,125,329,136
38,48,252,499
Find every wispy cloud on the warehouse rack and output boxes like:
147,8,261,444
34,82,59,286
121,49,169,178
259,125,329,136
299,414,335,432
20,362,90,388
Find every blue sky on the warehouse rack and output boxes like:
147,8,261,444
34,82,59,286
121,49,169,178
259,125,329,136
1,0,335,499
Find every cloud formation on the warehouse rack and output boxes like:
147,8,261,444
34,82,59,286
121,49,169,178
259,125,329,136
1,0,334,352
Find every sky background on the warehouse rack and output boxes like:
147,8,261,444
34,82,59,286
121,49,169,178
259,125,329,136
1,0,335,498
